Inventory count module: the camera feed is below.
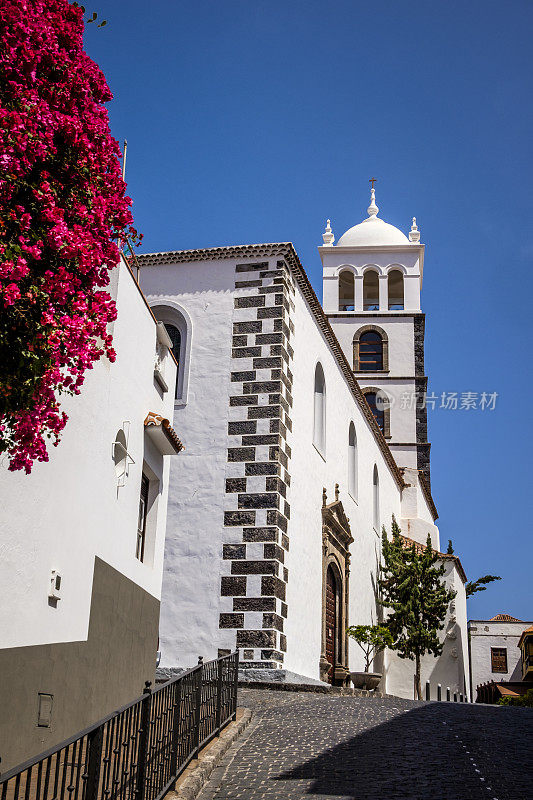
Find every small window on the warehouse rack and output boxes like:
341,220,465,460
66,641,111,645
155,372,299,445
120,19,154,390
491,647,507,673
163,323,181,397
348,423,357,499
365,391,384,434
363,271,379,311
313,363,326,455
388,270,404,310
137,474,149,562
372,465,379,531
339,270,355,311
359,331,383,371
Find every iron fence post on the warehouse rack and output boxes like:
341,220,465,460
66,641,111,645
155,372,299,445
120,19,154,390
453,692,457,702
446,687,450,701
232,652,238,720
425,681,430,701
194,659,203,755
215,658,223,735
135,682,152,800
170,678,182,785
437,684,442,702
85,725,104,800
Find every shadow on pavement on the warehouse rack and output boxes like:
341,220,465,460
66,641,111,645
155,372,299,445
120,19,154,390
273,702,532,800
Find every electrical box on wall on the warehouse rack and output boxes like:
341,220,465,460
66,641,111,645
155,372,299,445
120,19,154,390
37,693,53,727
49,570,62,601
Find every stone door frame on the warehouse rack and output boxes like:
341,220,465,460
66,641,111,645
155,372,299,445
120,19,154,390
319,485,354,685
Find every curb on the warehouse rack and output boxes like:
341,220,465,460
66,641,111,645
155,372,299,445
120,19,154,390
238,682,385,697
165,708,253,800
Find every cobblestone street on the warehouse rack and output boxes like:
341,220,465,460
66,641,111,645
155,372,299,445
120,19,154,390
198,689,532,800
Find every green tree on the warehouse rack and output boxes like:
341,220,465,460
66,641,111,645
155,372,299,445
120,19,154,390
465,575,501,598
378,516,456,700
346,624,393,672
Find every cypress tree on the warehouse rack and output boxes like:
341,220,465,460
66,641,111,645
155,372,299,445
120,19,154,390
378,516,456,700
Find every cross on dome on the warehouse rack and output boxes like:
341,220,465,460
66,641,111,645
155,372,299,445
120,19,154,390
367,178,379,217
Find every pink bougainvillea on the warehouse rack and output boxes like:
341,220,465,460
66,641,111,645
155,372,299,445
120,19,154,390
0,0,139,472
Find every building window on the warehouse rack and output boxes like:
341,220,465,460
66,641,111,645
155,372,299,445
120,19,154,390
362,387,391,438
338,270,355,311
491,647,508,673
363,270,379,310
365,391,384,432
353,325,389,372
313,363,326,455
348,422,357,499
372,465,379,531
163,323,181,396
137,473,149,562
150,302,191,404
359,331,383,370
388,269,404,310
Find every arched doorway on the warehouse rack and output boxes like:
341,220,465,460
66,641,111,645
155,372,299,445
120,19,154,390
325,565,339,683
320,486,353,686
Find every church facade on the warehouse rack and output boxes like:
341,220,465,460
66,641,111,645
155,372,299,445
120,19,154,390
138,189,469,699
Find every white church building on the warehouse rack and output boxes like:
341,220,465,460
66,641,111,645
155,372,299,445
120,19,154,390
138,187,469,699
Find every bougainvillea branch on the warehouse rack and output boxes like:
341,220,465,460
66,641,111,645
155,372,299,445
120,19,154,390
0,0,140,472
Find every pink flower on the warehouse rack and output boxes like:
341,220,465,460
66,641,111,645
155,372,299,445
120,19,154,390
0,0,140,472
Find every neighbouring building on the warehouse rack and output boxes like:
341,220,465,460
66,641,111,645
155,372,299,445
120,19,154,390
469,614,533,700
0,255,183,770
137,186,469,700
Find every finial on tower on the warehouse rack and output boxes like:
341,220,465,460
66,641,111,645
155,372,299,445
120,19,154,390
409,216,420,243
367,178,379,217
322,218,335,246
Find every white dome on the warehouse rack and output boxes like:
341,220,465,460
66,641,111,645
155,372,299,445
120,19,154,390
337,215,409,247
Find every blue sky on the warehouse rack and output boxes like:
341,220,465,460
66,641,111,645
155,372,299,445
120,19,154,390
85,0,533,620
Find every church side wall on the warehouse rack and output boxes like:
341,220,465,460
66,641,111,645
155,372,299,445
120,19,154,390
285,282,403,681
0,259,175,769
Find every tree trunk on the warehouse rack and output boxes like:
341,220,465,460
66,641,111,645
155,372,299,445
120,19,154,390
415,653,422,700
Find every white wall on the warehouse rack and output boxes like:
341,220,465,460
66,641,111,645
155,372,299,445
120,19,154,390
140,258,239,669
468,619,531,695
285,278,403,680
0,258,176,650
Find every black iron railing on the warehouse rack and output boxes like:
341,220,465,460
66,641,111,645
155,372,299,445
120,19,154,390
0,652,239,800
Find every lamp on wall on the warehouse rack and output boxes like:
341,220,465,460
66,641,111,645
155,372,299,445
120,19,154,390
112,422,135,489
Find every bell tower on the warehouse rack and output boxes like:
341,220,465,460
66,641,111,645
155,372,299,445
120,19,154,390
319,184,430,486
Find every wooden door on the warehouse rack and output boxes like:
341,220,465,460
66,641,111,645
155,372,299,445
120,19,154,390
325,565,337,683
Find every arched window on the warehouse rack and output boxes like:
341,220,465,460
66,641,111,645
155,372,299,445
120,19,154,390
353,325,389,372
388,269,404,310
363,388,391,438
373,465,380,531
348,422,358,499
359,331,383,370
338,270,355,311
163,323,181,375
313,363,326,454
365,392,384,432
363,270,379,310
150,302,191,404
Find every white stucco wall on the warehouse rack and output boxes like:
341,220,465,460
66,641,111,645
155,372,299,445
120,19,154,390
284,279,403,680
140,258,239,669
0,258,176,651
468,619,532,696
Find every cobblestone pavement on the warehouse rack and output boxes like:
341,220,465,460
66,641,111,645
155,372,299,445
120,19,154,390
198,689,532,800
